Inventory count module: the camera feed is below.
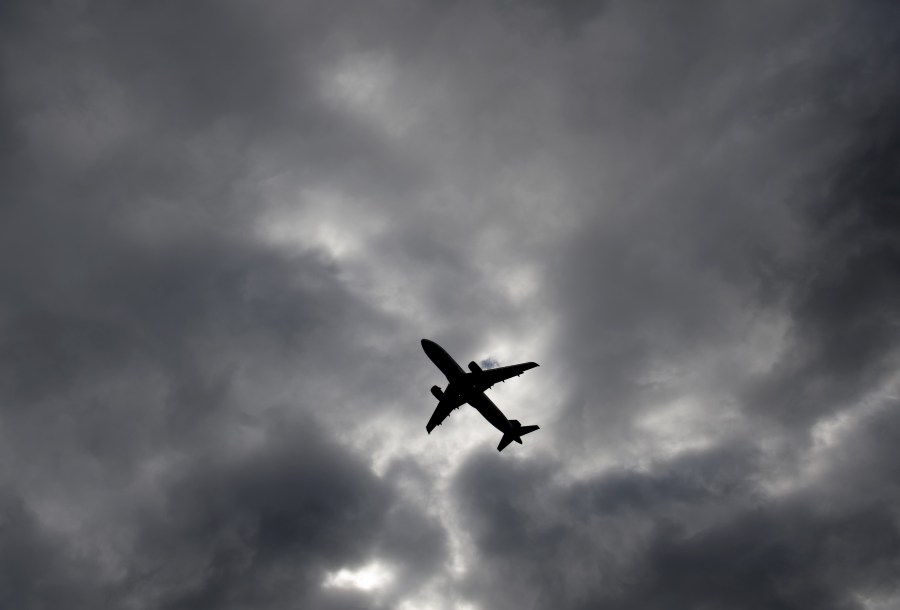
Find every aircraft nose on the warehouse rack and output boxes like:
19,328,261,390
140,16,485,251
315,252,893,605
421,339,439,355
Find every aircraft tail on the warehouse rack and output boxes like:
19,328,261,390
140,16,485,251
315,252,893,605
497,420,540,452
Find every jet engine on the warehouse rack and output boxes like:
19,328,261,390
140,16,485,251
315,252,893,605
468,361,482,373
431,385,444,400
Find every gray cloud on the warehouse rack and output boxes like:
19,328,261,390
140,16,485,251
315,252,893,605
744,98,900,429
122,418,444,610
2,0,900,608
0,489,110,610
453,435,900,610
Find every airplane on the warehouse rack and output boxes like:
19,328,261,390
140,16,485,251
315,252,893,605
422,338,540,452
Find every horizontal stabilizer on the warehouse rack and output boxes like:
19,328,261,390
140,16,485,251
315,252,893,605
497,424,540,452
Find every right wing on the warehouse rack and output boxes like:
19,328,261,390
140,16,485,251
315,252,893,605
426,394,466,433
476,362,539,390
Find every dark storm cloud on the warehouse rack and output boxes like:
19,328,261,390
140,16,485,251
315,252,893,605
4,0,900,608
544,0,900,450
0,0,445,607
745,94,900,428
0,489,108,610
446,2,900,609
0,419,446,609
452,440,900,610
125,419,444,610
0,0,417,464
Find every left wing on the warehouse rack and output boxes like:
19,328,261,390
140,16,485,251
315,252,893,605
426,394,466,433
475,362,539,390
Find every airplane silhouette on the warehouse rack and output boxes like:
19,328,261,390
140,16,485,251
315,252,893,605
422,339,540,451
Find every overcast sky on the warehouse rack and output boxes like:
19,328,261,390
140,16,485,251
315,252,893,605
2,1,900,608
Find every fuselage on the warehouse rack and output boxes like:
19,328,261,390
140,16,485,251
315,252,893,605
421,338,512,433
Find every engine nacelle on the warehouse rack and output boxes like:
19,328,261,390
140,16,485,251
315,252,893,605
468,361,482,373
431,385,444,400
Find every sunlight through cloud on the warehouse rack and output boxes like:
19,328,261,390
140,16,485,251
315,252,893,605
323,561,394,592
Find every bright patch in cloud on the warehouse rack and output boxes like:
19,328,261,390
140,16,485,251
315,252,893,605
323,561,394,591
319,52,417,137
256,186,385,260
634,396,738,462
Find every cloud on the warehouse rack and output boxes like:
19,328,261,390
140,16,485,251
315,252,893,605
119,418,445,610
0,489,110,609
452,435,900,610
2,0,900,608
743,96,900,430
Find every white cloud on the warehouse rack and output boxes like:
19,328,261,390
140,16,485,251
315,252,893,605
323,560,395,591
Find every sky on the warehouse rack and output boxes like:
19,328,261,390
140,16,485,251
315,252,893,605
2,1,900,608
